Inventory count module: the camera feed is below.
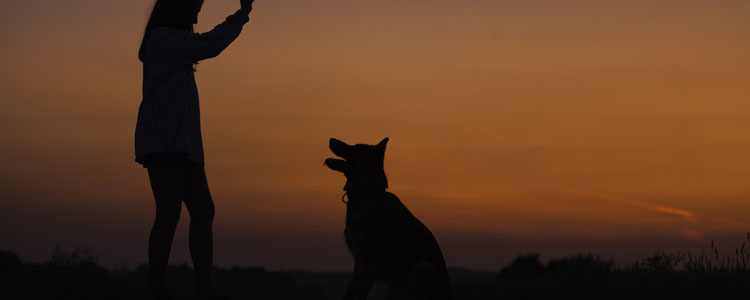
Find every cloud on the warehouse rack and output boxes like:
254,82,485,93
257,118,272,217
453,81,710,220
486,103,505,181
624,199,698,224
564,189,703,242
564,189,699,223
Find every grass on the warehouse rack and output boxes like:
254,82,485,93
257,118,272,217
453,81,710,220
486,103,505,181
455,233,750,300
1,234,749,299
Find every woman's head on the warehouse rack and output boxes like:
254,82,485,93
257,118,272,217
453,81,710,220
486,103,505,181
139,0,204,61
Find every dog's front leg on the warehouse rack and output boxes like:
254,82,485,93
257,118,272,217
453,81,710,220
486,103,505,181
343,262,377,300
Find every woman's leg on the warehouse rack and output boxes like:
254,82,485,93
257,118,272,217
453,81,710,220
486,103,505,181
182,164,216,298
147,166,184,298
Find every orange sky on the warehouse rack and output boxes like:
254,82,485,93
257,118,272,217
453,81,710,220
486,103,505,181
0,0,749,271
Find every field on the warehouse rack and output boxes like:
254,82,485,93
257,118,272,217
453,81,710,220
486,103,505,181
2,235,749,300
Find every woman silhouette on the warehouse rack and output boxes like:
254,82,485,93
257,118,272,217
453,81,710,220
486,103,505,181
134,0,254,299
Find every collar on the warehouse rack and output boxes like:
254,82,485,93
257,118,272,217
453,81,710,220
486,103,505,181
341,188,387,205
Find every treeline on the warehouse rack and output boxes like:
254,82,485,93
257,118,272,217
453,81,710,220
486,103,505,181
2,235,749,300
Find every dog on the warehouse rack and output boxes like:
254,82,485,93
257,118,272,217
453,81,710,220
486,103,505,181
325,137,451,300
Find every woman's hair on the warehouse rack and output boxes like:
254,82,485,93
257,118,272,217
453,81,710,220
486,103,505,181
139,0,203,63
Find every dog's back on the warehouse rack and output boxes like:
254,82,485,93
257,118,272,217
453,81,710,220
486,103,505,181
345,192,451,300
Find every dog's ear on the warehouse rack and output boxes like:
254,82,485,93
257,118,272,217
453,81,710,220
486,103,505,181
324,158,348,173
329,138,352,160
376,137,389,154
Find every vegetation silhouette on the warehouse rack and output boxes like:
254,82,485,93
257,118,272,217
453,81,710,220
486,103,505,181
2,235,749,299
454,234,750,300
0,246,329,300
134,0,255,299
324,137,452,300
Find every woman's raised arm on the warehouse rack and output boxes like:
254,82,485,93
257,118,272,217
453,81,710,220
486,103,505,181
152,1,255,63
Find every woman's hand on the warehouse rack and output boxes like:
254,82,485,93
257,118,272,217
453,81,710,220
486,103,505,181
240,0,254,14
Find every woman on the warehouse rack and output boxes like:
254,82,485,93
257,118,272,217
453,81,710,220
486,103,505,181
134,0,255,299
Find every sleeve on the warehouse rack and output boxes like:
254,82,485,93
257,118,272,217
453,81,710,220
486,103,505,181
153,9,250,63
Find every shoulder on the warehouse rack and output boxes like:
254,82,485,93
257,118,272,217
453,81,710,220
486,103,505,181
150,26,191,43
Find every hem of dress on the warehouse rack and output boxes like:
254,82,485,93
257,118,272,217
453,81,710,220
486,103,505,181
135,151,204,169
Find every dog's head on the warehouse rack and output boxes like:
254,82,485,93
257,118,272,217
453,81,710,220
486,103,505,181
325,137,389,192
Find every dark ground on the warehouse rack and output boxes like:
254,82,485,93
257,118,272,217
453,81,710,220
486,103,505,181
2,241,749,300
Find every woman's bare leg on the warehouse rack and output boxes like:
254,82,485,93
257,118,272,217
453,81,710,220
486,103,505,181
147,166,184,298
182,164,216,299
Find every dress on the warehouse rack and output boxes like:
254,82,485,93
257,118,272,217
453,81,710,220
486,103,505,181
134,9,250,168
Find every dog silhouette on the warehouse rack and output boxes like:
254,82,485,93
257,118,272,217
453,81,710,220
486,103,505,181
325,137,451,300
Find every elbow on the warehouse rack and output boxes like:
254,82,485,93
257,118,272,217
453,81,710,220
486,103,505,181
196,49,222,61
205,51,221,60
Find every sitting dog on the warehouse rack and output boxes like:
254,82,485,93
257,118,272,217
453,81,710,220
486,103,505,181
325,137,451,300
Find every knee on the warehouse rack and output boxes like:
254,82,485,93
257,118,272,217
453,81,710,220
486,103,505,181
155,208,181,227
190,204,214,225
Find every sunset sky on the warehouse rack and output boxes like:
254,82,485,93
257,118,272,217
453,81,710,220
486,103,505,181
1,0,749,271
